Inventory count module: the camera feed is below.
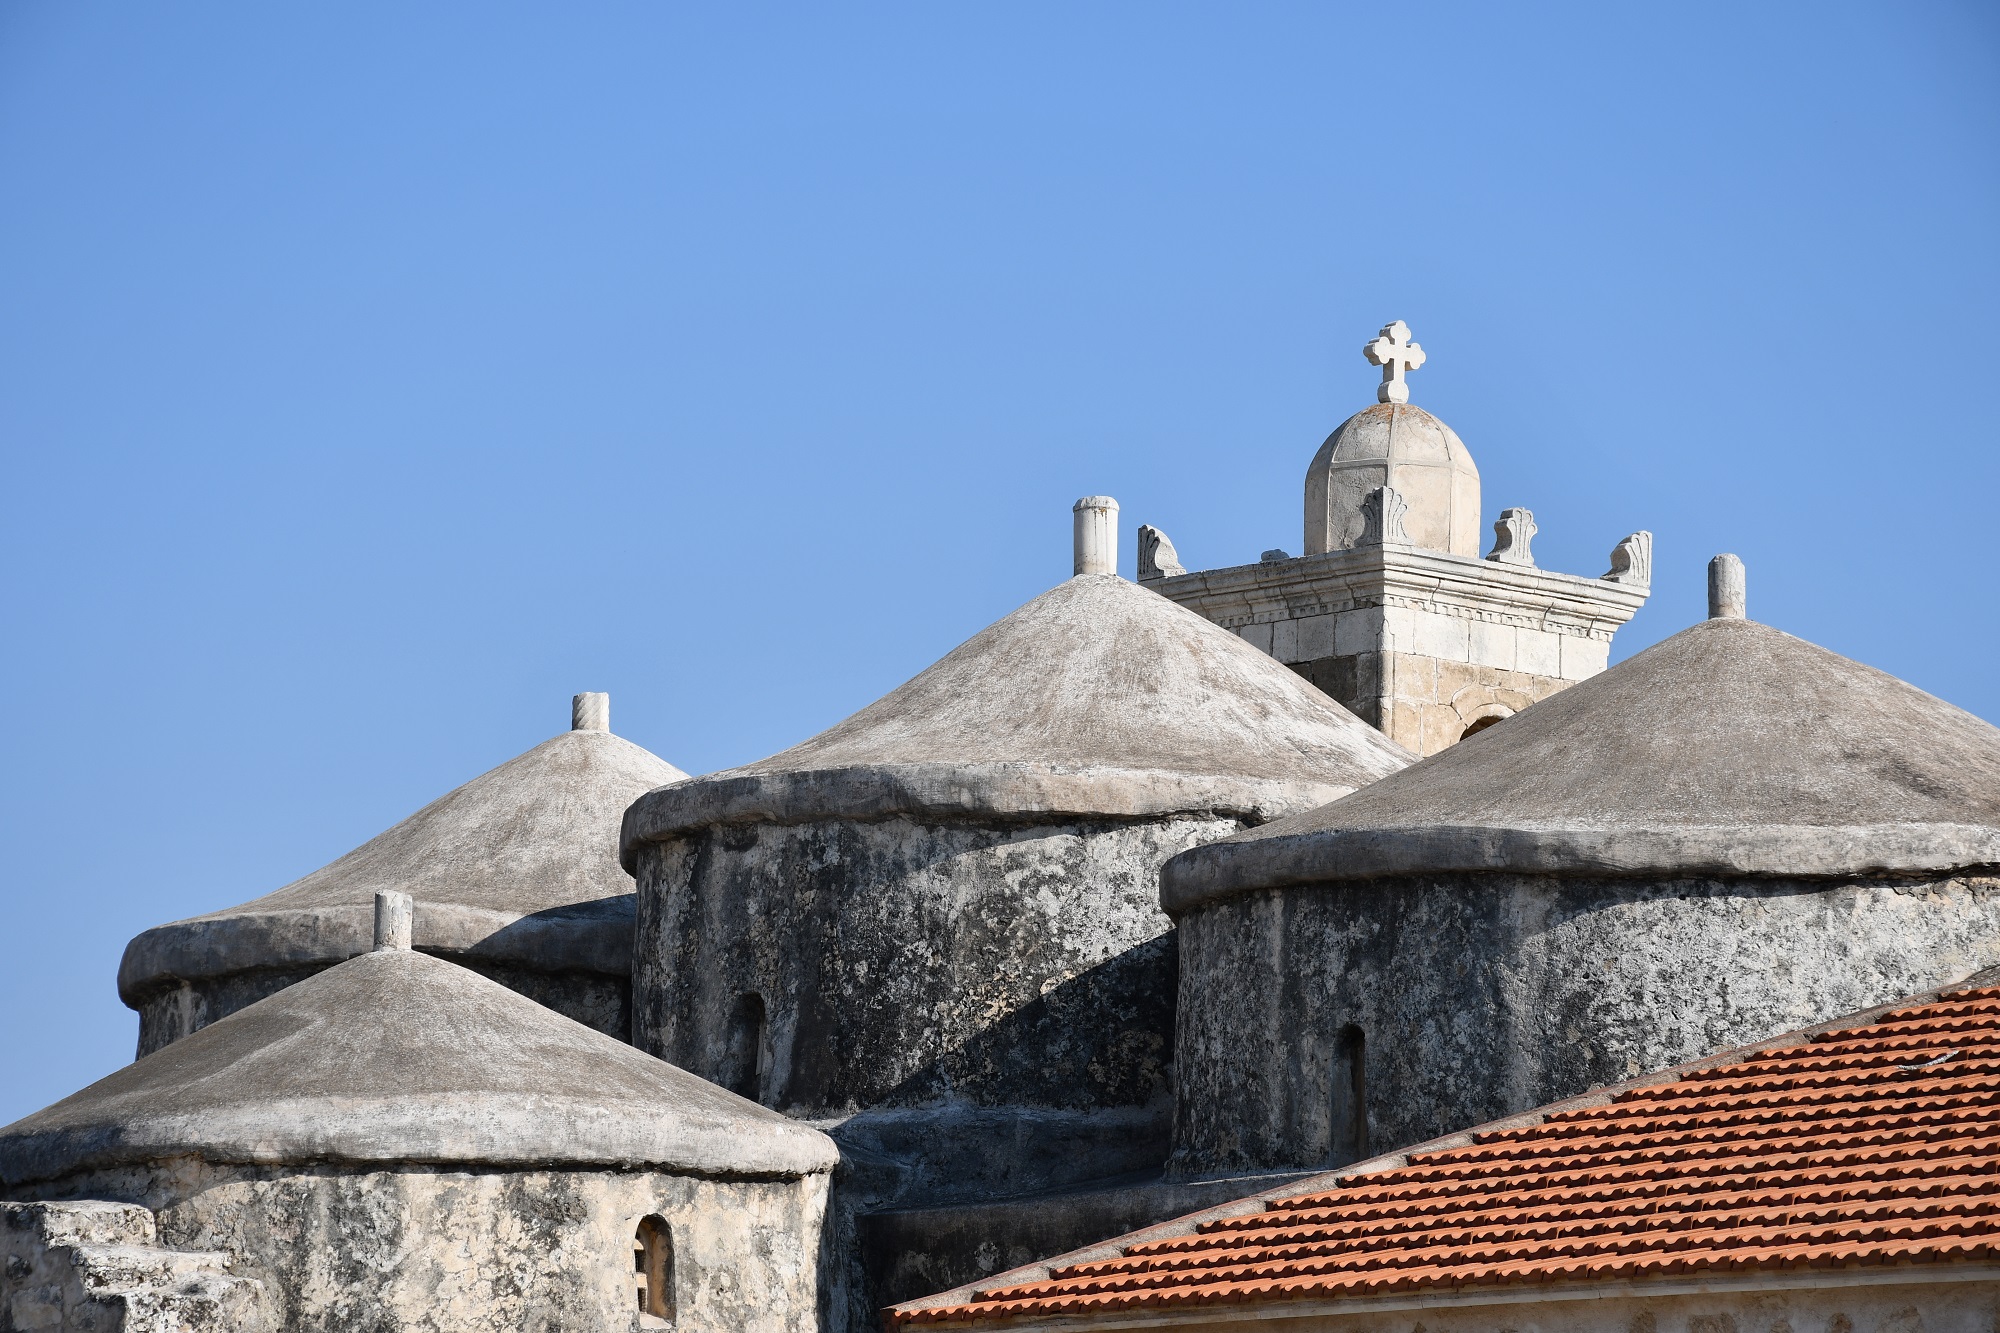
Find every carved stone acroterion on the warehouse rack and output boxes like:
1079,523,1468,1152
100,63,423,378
1486,508,1538,567
1137,525,1186,581
1604,531,1654,587
1357,486,1411,546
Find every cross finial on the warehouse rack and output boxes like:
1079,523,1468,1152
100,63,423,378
1362,320,1426,404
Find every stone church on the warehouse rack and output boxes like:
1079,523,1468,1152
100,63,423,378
5,323,1998,1332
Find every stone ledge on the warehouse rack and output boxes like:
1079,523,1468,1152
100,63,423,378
118,898,635,1004
619,764,1366,865
1147,545,1648,640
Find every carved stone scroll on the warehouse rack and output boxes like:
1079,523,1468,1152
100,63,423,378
1603,530,1654,587
1485,508,1538,567
1137,525,1186,582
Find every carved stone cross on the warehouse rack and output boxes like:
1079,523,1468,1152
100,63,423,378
1363,320,1426,405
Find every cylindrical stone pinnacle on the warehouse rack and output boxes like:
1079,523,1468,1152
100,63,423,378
572,692,610,733
374,890,414,952
1073,496,1120,577
1709,554,1747,620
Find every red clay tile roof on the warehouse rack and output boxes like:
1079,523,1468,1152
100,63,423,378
892,980,2000,1325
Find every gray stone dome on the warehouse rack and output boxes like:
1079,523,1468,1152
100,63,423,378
121,717,689,1052
2,947,837,1187
1162,615,2000,913
621,573,1411,856
1303,402,1480,557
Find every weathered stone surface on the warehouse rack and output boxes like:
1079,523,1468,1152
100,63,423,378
857,1169,1314,1315
133,952,632,1055
1163,616,2000,912
634,814,1219,1119
11,1164,820,1333
121,721,686,1055
621,575,1408,848
1,1199,267,1332
2,949,837,1185
1170,870,2000,1176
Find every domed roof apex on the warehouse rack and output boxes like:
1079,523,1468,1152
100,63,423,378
622,561,1413,856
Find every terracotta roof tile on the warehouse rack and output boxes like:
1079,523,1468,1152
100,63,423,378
892,983,2000,1325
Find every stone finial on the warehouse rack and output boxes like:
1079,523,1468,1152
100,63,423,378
1137,525,1185,582
1485,508,1538,567
1073,497,1119,577
374,891,414,952
1260,549,1292,564
1709,554,1747,620
572,692,610,733
1604,531,1654,587
1357,486,1411,546
1362,320,1427,405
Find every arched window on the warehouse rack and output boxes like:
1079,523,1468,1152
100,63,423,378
1330,1024,1368,1167
724,992,768,1102
633,1215,675,1326
1460,713,1507,740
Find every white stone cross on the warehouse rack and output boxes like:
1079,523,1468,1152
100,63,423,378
1363,320,1426,404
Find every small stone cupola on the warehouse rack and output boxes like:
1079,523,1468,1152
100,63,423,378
1304,321,1481,557
1142,320,1652,757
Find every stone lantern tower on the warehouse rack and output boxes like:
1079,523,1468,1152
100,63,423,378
1142,321,1653,756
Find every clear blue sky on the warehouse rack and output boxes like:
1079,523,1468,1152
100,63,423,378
2,5,1996,1123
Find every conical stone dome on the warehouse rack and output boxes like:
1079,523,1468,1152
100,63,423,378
622,573,1410,855
122,702,688,1052
3,947,836,1187
1163,610,2000,1178
1163,616,2000,912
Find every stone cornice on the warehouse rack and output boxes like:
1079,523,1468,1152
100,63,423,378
1147,546,1649,641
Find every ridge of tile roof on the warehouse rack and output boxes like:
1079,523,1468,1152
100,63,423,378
889,967,2000,1327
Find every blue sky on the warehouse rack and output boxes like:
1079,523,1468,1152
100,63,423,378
2,4,1996,1122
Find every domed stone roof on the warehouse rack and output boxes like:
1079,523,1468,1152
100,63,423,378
1303,402,1481,557
120,704,689,1006
2,947,836,1186
1162,615,2000,913
621,574,1412,856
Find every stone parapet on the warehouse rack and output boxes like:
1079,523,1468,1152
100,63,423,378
1147,545,1648,754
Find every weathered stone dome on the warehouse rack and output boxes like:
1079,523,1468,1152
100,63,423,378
121,704,689,1053
2,946,837,1187
1163,616,2000,913
622,573,1410,853
1161,608,2000,1179
1303,402,1481,557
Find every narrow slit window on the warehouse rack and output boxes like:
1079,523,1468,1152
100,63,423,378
726,992,768,1102
1330,1024,1368,1167
634,1215,675,1326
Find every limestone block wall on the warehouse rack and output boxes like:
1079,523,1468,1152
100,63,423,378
1149,544,1646,757
1170,872,2000,1177
11,1164,825,1333
130,958,630,1056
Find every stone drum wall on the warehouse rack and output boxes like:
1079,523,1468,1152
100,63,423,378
10,1162,828,1333
1170,871,2000,1177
